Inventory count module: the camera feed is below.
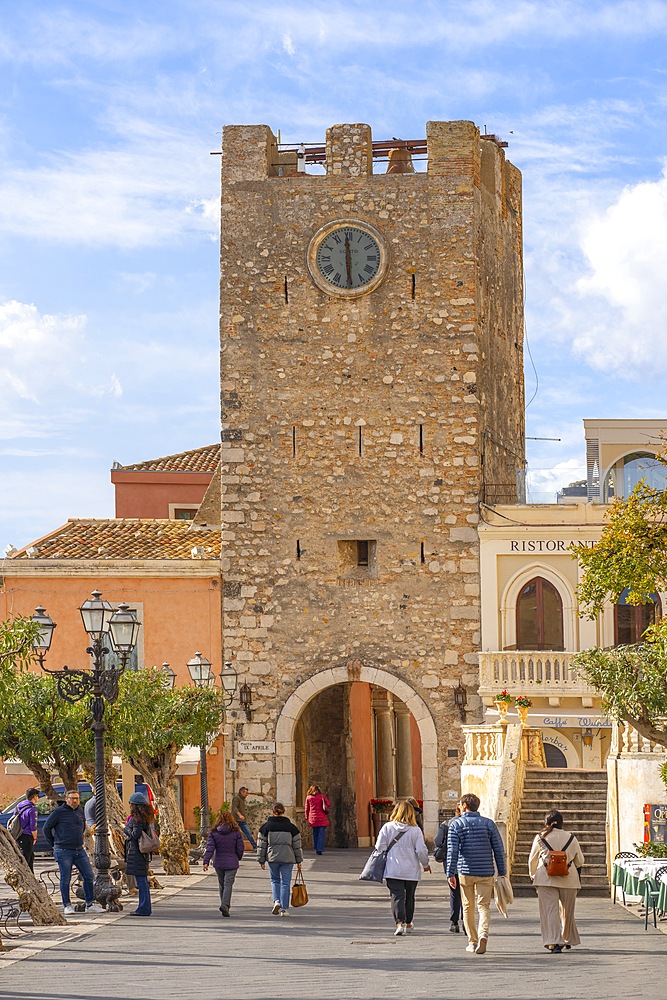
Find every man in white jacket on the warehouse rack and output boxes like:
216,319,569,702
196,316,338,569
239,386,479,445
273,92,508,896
375,800,430,936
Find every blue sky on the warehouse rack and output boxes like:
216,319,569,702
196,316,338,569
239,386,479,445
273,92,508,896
2,0,667,553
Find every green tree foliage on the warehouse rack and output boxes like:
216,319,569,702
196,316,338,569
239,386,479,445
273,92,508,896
574,634,667,749
0,615,41,669
108,667,225,874
574,478,667,749
0,670,92,797
576,481,667,616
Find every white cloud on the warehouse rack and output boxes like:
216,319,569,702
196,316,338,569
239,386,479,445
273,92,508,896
526,458,586,501
0,300,124,436
572,166,667,373
282,33,295,56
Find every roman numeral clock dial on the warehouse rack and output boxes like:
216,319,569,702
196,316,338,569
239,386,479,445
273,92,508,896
307,219,388,298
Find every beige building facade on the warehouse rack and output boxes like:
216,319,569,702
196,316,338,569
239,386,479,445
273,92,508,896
478,418,667,772
217,119,525,843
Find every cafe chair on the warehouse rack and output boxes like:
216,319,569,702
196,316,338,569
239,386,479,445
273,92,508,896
613,852,638,905
644,865,667,930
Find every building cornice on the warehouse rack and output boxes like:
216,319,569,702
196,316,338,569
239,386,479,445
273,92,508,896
1,559,221,579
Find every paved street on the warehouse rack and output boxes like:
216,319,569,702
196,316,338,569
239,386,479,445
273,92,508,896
0,850,664,1000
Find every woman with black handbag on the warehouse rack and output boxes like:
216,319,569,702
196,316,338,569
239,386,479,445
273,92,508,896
528,809,585,952
124,792,156,917
376,800,430,936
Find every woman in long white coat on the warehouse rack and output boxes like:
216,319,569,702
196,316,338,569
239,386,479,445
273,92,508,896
375,800,430,936
528,809,585,953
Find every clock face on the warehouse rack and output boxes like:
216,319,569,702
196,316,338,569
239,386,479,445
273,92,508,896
307,219,388,297
315,226,381,290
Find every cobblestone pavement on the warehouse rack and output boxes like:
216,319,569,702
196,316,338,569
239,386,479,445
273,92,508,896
0,850,664,1000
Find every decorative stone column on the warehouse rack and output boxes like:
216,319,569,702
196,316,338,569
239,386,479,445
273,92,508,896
394,700,414,798
373,689,396,799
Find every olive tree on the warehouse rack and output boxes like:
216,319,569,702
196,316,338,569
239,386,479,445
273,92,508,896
108,668,225,875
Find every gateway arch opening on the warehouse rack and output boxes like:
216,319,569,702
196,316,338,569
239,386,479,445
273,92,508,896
292,681,423,848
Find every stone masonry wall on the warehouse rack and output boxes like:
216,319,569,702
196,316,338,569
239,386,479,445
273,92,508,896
218,121,524,810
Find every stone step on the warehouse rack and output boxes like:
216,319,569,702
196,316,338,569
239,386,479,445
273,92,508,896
512,857,609,876
521,790,607,801
518,808,606,818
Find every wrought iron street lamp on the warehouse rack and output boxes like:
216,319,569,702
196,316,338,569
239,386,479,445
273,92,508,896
31,593,141,910
186,653,236,842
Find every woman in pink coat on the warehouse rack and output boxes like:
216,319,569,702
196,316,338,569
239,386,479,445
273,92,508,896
304,784,330,855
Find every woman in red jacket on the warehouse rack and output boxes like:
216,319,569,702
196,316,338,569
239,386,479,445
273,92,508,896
304,784,330,855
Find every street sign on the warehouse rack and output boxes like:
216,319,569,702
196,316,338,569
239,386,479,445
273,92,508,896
237,740,276,754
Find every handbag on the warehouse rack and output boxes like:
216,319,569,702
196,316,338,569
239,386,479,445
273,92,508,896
359,828,407,883
539,834,574,877
138,823,161,855
291,868,308,907
322,795,328,814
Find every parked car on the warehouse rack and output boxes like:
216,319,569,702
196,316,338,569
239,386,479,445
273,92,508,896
0,779,151,854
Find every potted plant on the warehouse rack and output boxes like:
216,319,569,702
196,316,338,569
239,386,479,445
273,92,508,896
494,690,512,724
514,695,532,725
370,798,394,837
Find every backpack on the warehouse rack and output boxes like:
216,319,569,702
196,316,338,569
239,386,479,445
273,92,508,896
539,834,574,877
433,821,448,863
7,810,22,840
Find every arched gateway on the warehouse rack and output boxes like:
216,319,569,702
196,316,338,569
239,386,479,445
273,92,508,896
275,664,439,838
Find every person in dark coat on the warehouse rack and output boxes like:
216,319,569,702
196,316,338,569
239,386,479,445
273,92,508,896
434,804,463,933
203,811,245,917
124,793,155,916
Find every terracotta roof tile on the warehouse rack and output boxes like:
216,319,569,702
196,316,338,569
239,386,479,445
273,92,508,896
117,444,220,473
11,520,221,561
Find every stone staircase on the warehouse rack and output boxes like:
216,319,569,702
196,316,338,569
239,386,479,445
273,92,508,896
511,768,609,896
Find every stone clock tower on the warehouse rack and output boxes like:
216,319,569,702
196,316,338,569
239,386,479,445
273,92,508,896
218,121,524,841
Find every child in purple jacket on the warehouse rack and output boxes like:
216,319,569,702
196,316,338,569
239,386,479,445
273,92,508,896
203,811,245,917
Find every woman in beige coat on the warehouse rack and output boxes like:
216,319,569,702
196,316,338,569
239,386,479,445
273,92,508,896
528,809,585,953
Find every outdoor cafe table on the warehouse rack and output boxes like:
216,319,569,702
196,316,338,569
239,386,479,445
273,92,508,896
612,857,667,910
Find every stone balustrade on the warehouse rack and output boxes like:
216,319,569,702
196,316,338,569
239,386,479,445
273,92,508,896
611,721,667,755
478,651,599,700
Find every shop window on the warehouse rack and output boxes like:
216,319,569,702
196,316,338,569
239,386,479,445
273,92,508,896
614,588,661,645
515,577,564,651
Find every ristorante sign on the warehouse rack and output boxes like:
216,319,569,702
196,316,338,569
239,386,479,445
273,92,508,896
508,540,596,552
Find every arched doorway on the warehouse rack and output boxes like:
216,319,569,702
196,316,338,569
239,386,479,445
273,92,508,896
275,663,438,846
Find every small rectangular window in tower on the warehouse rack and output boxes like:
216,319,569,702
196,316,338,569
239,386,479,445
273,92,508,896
358,426,363,456
411,273,416,299
284,276,289,304
296,539,301,561
419,424,424,455
337,539,377,582
292,426,297,458
420,542,425,565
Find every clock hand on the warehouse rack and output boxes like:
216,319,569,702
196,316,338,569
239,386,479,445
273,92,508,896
345,234,352,288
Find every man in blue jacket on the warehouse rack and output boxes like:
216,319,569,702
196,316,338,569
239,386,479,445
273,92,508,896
446,792,506,955
43,789,103,915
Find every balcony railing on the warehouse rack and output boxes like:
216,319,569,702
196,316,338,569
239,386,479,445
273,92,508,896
478,651,599,698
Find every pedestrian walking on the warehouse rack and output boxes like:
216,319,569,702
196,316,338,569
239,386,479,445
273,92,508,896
375,799,430,937
434,804,463,933
231,786,257,850
304,784,331,855
446,792,506,955
13,788,39,871
257,802,303,917
528,809,585,953
406,796,424,831
203,810,245,917
124,792,156,917
43,789,103,914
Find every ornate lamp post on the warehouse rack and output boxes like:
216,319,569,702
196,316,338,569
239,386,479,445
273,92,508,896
31,593,141,910
186,653,236,842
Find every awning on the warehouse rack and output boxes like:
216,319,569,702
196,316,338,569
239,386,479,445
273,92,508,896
4,746,207,778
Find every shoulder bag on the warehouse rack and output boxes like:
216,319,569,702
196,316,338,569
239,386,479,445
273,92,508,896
291,868,309,907
7,810,22,840
539,834,574,877
359,828,408,883
322,795,328,814
138,823,161,855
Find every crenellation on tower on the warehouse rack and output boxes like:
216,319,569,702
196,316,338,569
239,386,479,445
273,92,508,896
325,123,374,176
